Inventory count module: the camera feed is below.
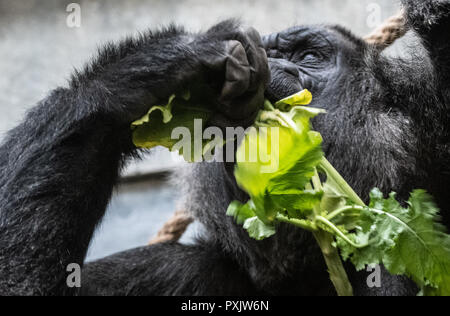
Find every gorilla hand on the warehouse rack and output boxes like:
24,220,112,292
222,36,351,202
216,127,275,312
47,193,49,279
195,20,270,128
91,21,269,129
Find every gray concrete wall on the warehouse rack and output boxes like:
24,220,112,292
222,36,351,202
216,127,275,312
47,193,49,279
0,0,403,261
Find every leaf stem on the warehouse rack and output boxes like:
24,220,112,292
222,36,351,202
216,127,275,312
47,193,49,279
316,216,367,249
313,230,354,296
264,100,276,111
326,206,365,221
278,111,300,132
311,168,324,216
312,168,323,192
319,158,366,207
276,214,317,232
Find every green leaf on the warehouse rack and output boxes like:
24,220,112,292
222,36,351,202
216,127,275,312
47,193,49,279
271,190,323,220
234,126,282,200
275,89,313,111
271,190,323,211
234,128,323,222
234,110,324,222
232,89,325,227
227,199,278,237
320,172,350,214
267,130,324,195
385,191,450,296
336,189,450,296
132,95,175,127
226,200,257,225
131,94,212,162
243,217,276,241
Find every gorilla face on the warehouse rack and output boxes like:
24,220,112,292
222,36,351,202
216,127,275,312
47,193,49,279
263,25,366,108
221,25,380,209
259,25,414,203
221,25,378,194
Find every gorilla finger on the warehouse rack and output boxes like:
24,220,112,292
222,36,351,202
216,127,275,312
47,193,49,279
208,102,259,129
245,27,264,48
242,28,269,92
219,84,265,123
220,40,251,101
249,46,270,91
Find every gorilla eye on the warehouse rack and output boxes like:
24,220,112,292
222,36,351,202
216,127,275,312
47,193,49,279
297,51,323,63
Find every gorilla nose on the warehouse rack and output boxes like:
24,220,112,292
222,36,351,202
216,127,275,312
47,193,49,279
280,60,300,77
265,58,303,103
268,58,300,79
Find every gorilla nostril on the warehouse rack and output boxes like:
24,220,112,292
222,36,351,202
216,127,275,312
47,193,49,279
284,64,299,78
272,58,300,79
269,58,300,78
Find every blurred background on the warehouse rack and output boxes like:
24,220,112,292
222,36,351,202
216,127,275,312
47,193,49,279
0,0,403,261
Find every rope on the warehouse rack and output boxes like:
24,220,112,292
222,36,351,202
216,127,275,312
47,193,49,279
149,11,407,245
364,10,407,49
148,209,194,245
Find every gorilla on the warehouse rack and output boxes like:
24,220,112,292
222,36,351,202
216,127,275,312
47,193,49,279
0,0,449,296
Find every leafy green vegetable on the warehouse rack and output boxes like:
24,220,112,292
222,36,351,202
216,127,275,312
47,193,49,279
132,95,176,127
233,90,325,224
225,89,450,296
275,89,313,111
243,217,277,241
271,190,323,219
132,93,212,162
226,200,257,225
337,189,450,296
226,200,276,240
131,87,450,296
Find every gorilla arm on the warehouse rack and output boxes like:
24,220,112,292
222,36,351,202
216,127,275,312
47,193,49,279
0,22,268,296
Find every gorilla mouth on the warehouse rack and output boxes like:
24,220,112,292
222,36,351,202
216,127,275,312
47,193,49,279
265,81,304,105
265,62,304,104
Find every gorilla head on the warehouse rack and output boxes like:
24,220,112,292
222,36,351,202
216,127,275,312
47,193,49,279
263,25,362,103
259,24,442,222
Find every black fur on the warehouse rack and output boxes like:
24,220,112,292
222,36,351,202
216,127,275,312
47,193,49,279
0,0,449,296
